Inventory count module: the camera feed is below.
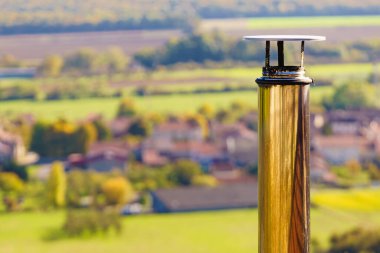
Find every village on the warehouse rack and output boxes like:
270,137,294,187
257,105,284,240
1,102,379,214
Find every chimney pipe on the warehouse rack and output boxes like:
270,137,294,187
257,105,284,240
243,35,325,253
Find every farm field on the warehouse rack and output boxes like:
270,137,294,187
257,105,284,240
129,63,374,83
1,16,380,61
0,30,182,61
1,62,376,120
0,86,335,120
1,204,380,252
312,188,380,212
0,63,372,89
202,15,380,31
201,16,380,43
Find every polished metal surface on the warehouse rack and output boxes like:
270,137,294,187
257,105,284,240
258,83,310,253
257,66,313,85
245,34,324,253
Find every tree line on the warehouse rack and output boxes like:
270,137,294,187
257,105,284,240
134,32,380,68
0,1,380,35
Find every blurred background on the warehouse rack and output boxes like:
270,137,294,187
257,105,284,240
0,1,380,253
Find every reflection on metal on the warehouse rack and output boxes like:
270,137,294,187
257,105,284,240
258,84,309,253
244,35,325,253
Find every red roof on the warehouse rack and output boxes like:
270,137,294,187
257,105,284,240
212,123,257,140
171,141,223,156
142,149,168,166
87,141,130,161
155,121,199,132
314,134,369,148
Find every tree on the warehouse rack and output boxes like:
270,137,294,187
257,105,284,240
66,170,105,208
39,55,64,77
134,32,230,67
128,117,152,137
1,162,28,181
367,163,380,181
101,177,134,206
31,119,97,157
116,98,138,118
73,123,97,154
215,108,237,123
47,162,66,208
198,103,215,120
323,82,376,110
0,172,24,211
229,40,261,62
0,54,19,67
93,119,111,141
104,47,129,74
230,99,250,111
64,48,98,74
185,113,209,139
169,160,202,186
328,227,380,253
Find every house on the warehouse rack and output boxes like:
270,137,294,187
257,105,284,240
151,120,203,145
159,141,226,172
0,127,38,165
140,148,168,167
209,161,256,184
323,109,380,135
151,182,258,213
363,121,380,156
309,149,336,184
67,141,130,172
211,123,258,166
313,134,371,165
109,117,132,138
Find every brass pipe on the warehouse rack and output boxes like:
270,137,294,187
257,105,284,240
257,82,310,253
243,35,325,253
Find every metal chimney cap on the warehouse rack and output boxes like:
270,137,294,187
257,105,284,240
243,35,326,41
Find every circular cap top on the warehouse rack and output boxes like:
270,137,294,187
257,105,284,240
243,35,326,41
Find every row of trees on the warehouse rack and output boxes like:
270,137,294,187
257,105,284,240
0,158,213,212
0,0,380,35
134,32,380,68
0,76,126,101
39,47,130,77
0,161,135,210
322,82,377,110
134,32,260,69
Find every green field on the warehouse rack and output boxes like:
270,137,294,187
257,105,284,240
0,86,334,120
132,63,374,82
202,15,380,30
250,15,380,29
1,188,380,253
0,63,375,120
312,188,380,212
0,206,379,253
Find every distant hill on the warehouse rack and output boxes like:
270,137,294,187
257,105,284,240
0,0,380,35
